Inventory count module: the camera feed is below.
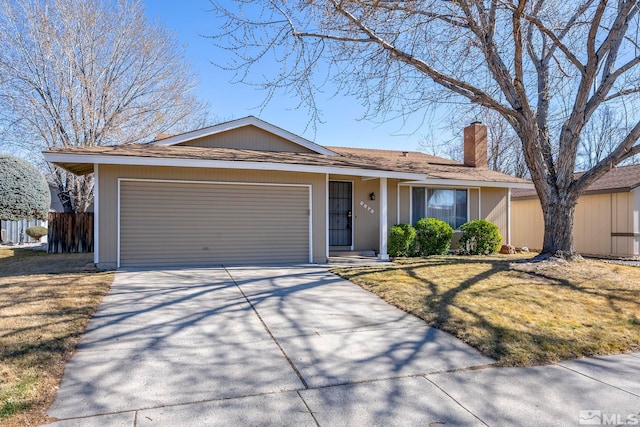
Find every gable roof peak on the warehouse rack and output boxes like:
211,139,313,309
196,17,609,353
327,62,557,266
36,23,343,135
150,116,338,156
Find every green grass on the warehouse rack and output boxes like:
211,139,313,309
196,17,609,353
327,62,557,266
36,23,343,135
333,255,640,366
0,375,36,418
0,248,114,426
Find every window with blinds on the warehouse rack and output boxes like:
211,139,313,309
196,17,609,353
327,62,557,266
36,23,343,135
412,188,468,229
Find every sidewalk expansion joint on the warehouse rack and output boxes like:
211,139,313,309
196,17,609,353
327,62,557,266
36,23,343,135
289,365,496,393
296,390,321,427
424,376,490,426
45,410,138,424
558,363,640,397
223,266,309,389
50,390,309,423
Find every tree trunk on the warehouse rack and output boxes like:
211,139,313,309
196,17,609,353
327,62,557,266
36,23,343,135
57,187,74,213
539,194,581,260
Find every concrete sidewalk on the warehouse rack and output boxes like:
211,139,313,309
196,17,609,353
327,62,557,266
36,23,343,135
44,266,640,426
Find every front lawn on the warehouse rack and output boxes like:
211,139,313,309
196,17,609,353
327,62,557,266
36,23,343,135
333,255,640,366
0,248,114,426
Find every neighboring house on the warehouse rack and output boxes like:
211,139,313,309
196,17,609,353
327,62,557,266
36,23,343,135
49,183,94,213
1,218,46,244
512,165,640,258
44,116,530,269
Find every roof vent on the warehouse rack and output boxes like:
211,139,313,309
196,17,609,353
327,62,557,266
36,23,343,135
402,151,409,157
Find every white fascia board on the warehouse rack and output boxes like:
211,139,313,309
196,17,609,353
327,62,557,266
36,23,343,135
44,152,425,180
401,178,534,189
151,116,338,156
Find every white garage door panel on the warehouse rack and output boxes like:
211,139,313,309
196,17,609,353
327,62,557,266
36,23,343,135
119,180,310,267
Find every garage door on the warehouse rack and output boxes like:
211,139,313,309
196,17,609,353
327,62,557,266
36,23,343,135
119,180,310,267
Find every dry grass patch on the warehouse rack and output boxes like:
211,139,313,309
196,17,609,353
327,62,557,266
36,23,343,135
0,248,114,426
334,255,640,366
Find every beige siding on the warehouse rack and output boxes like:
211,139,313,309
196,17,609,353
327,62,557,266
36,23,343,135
120,181,309,267
468,189,480,221
177,125,315,153
398,185,410,224
612,192,633,233
480,188,509,244
574,193,611,255
512,192,639,257
511,198,544,250
611,236,633,257
97,165,327,267
611,192,635,256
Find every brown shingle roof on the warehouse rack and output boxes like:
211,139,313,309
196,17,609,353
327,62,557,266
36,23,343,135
511,164,640,198
328,146,529,184
46,144,387,171
45,143,529,185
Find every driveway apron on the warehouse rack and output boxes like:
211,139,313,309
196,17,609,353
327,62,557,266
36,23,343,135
46,268,305,419
46,265,492,425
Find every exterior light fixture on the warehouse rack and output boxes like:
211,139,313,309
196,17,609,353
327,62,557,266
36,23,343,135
369,192,376,201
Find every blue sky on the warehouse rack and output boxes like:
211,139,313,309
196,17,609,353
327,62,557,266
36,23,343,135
143,1,453,151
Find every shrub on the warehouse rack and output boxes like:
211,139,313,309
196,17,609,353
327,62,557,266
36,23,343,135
388,224,416,257
0,155,50,220
414,218,454,256
26,225,48,241
459,220,502,255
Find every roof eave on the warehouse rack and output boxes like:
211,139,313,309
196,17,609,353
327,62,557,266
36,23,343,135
401,178,534,189
43,152,426,180
513,186,636,200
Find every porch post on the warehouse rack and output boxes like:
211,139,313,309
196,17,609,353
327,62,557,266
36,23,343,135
378,177,389,260
93,163,99,265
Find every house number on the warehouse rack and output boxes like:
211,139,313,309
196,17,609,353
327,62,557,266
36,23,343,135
359,200,375,214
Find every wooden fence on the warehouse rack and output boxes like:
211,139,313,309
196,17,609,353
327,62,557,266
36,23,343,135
47,212,93,253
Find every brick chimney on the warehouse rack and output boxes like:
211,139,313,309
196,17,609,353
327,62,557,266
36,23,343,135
463,121,488,168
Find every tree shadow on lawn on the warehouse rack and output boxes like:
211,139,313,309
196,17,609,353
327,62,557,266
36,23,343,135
0,249,94,278
335,256,640,366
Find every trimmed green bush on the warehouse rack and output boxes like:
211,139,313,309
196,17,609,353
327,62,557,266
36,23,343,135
459,219,502,255
388,223,416,257
414,217,454,256
0,155,50,220
26,225,48,241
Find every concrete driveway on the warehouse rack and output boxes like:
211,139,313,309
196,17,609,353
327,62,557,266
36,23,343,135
46,266,640,426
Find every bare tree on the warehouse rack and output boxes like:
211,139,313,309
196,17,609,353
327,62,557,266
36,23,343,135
0,0,208,213
212,0,640,259
577,105,638,170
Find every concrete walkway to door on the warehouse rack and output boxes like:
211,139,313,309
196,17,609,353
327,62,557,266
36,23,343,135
45,266,640,426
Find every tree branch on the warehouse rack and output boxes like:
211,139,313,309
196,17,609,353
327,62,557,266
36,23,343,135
327,0,519,119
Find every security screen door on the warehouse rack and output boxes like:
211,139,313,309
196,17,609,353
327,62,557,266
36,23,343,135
329,181,352,246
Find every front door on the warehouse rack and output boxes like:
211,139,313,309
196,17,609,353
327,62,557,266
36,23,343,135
329,181,353,247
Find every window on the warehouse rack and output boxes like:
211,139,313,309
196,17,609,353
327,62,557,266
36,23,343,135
412,188,468,229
